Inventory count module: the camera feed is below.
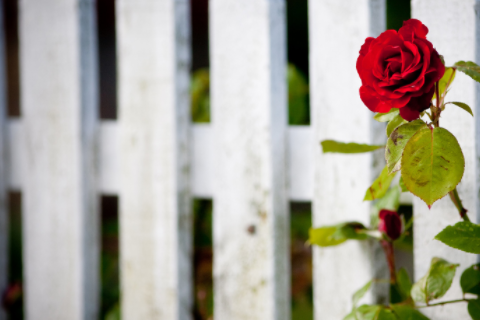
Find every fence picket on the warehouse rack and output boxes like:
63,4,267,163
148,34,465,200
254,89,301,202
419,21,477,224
116,0,192,319
309,1,386,318
0,0,6,318
412,1,478,318
210,0,289,319
20,0,99,319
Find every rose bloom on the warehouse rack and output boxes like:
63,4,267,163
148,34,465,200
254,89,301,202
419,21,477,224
378,209,402,240
356,19,445,121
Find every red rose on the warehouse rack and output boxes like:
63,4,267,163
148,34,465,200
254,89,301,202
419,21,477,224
378,209,402,240
356,19,445,121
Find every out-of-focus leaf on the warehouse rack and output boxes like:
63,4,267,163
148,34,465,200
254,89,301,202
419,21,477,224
433,67,456,100
401,127,465,207
461,264,480,295
468,300,480,320
321,140,384,153
309,222,368,247
446,101,474,117
364,166,396,201
374,109,400,122
399,177,408,192
353,281,372,306
391,304,430,320
396,268,413,301
435,221,480,254
191,68,210,123
455,61,480,83
411,257,459,304
288,64,310,125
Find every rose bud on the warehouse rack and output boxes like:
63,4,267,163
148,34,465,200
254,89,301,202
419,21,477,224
356,19,445,121
378,209,402,240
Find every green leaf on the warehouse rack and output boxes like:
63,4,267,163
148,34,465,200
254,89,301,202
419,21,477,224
391,305,430,320
309,222,368,247
435,221,480,254
399,177,408,192
321,140,384,153
386,114,408,138
401,127,465,206
397,268,413,301
411,257,459,304
454,61,480,83
374,108,400,122
356,305,383,320
364,166,397,201
377,308,397,320
353,281,373,306
468,300,480,320
461,264,480,295
385,120,427,173
446,101,474,117
433,67,456,100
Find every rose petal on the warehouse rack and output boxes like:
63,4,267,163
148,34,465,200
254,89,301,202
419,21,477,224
399,106,421,121
360,86,392,113
359,37,374,56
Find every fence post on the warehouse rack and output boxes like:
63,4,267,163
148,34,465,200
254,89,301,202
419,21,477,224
116,1,192,319
19,0,99,319
412,1,479,318
210,0,289,319
0,0,7,318
309,1,386,318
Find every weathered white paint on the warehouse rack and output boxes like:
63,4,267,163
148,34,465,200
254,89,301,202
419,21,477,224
19,0,99,319
289,126,313,201
116,0,192,319
0,0,7,318
309,0,386,318
412,1,478,318
210,0,289,319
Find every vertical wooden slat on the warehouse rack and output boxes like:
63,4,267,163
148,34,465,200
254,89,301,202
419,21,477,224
412,1,478,318
20,0,99,319
116,0,192,319
0,0,7,319
210,0,289,319
309,1,386,318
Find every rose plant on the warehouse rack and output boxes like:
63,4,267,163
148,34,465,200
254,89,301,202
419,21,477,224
309,19,480,319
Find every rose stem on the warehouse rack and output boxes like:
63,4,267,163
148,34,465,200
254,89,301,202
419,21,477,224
417,298,474,308
434,81,440,127
448,187,470,222
380,240,397,284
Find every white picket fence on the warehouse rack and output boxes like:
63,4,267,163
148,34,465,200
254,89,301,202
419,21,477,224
1,0,479,319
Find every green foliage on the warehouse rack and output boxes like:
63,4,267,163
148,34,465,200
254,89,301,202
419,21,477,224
353,281,373,306
446,102,474,117
390,305,429,320
433,67,456,100
321,140,384,153
398,177,408,193
104,303,120,320
461,264,480,295
454,61,480,83
309,222,368,247
386,115,407,138
344,305,383,320
401,127,465,206
396,268,413,302
435,221,480,254
385,120,427,173
364,166,396,201
288,64,310,125
191,68,211,123
374,109,399,122
411,257,458,304
468,300,480,320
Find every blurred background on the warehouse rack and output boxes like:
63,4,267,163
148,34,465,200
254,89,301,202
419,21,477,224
3,0,411,319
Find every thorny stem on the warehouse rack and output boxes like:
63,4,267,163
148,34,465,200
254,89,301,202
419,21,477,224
417,298,473,308
380,240,397,284
433,81,441,127
449,187,470,222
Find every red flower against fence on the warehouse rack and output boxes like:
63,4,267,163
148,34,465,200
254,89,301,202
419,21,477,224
356,19,445,121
